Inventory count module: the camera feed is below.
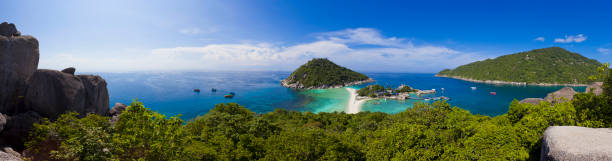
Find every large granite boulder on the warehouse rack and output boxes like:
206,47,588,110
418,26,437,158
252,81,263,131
78,75,110,116
61,67,75,75
544,87,577,104
2,147,21,158
110,103,127,124
519,98,545,105
0,150,21,161
24,69,87,119
110,102,127,116
0,111,42,151
586,82,603,96
0,22,39,114
0,22,21,37
541,126,612,161
24,69,110,119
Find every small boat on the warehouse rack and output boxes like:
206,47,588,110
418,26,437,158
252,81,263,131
490,92,497,95
193,88,201,92
224,92,236,98
211,88,217,92
471,87,477,90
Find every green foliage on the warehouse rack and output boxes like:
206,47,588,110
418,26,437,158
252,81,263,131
27,112,112,160
27,71,612,160
27,100,190,161
184,103,279,160
286,58,370,88
112,100,189,160
357,84,385,97
438,47,602,84
395,85,416,93
573,64,612,127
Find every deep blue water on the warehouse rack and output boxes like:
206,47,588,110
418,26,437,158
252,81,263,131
100,72,584,120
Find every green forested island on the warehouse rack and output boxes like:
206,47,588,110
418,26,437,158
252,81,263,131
437,47,602,84
281,58,373,89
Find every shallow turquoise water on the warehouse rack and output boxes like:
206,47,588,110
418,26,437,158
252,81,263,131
300,88,350,113
98,72,585,120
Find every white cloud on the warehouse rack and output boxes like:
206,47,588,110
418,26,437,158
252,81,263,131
598,48,610,54
534,37,545,42
179,27,218,35
315,28,405,46
39,28,483,73
554,34,587,43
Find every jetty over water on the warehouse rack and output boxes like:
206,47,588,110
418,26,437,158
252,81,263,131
410,96,450,100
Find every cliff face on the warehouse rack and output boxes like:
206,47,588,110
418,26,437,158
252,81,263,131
0,22,110,151
0,22,39,114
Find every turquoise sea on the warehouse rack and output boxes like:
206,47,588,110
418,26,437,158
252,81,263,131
100,72,585,120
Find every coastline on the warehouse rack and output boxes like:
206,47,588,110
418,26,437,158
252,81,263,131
346,88,372,114
435,74,588,87
281,78,375,89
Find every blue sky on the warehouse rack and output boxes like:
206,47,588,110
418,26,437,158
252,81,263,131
1,0,611,72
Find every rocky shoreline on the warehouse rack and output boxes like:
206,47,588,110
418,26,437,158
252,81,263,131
281,78,374,89
435,74,588,86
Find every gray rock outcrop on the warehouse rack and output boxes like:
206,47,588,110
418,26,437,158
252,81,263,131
586,82,603,96
544,87,577,104
0,22,20,37
110,103,127,116
25,69,109,119
541,126,612,161
0,22,112,153
2,147,21,158
110,103,127,124
25,69,87,119
519,98,545,105
78,75,110,116
0,22,39,114
61,67,75,75
0,150,21,161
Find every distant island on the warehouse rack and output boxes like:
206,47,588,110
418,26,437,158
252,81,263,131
437,47,602,86
281,58,373,89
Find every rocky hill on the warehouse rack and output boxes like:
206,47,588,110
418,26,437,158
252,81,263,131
281,58,373,89
437,47,602,85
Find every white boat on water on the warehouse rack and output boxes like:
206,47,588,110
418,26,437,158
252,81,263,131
470,87,477,90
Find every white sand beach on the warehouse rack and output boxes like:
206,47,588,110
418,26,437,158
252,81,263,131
346,88,371,114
